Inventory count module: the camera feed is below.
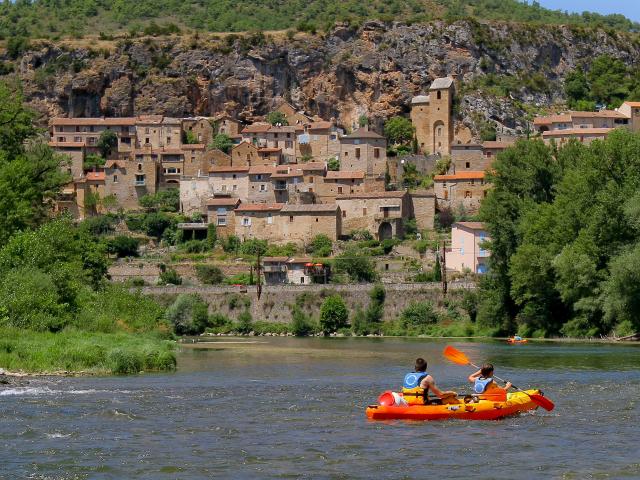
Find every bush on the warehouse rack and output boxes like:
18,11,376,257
180,239,208,253
222,235,241,253
158,268,182,285
195,264,224,284
291,306,315,336
334,248,378,282
228,293,251,310
401,301,439,327
308,234,333,257
165,293,210,335
106,236,139,258
236,310,253,334
319,295,349,334
80,215,116,236
108,348,143,374
144,212,175,239
207,223,217,248
240,239,268,256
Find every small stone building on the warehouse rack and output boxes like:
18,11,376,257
433,171,489,212
410,77,455,156
339,127,387,176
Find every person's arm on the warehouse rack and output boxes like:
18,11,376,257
422,375,456,399
468,369,482,383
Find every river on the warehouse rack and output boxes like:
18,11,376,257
1,338,639,479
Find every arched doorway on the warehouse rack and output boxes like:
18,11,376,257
378,222,393,240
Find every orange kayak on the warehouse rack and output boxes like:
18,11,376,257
507,338,528,344
365,390,541,421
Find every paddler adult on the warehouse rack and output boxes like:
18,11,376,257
402,358,458,405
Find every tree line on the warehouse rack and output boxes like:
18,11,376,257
478,130,640,338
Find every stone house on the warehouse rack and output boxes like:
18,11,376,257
410,77,455,155
265,126,298,163
285,258,314,285
206,198,240,236
297,121,341,160
482,141,512,160
261,257,289,284
134,115,182,149
336,191,412,239
339,127,387,177
433,171,488,212
202,148,232,169
247,165,277,203
208,166,250,199
542,128,610,146
183,117,214,145
181,144,207,177
234,203,284,242
318,170,366,202
447,222,490,274
275,101,312,126
451,143,485,173
231,141,260,167
280,204,342,243
616,101,640,131
214,114,242,137
179,175,211,215
257,147,282,165
270,167,308,204
409,190,437,232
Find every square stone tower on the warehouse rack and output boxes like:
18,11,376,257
410,77,455,156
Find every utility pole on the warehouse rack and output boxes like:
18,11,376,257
441,240,448,296
256,250,262,300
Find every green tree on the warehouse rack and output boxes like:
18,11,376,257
210,133,234,154
401,301,439,327
587,55,629,107
207,223,217,249
266,111,288,126
327,157,340,171
195,264,224,284
83,153,105,170
384,116,415,145
158,267,182,285
358,115,368,127
236,309,253,334
106,236,140,258
291,305,314,336
165,293,210,335
308,234,332,257
363,284,385,333
97,130,118,158
319,295,349,334
334,248,378,282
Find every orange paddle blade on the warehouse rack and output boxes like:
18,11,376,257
443,345,470,366
529,393,555,412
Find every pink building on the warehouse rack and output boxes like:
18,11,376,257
447,222,489,274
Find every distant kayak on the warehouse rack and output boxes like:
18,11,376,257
366,390,542,421
507,337,528,344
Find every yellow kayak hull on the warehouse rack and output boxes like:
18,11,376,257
366,390,541,421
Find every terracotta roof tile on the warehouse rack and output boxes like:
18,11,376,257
241,123,271,133
209,166,250,173
336,191,408,200
281,204,338,213
86,171,105,181
342,127,384,140
482,141,512,149
542,128,611,136
205,198,241,207
248,166,277,175
325,170,365,180
434,171,485,181
300,162,326,171
235,203,284,212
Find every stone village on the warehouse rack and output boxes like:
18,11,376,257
47,75,640,280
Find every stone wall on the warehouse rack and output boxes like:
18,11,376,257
140,282,475,323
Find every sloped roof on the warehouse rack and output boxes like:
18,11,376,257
455,222,486,230
325,170,365,180
209,166,250,173
300,162,326,171
307,121,333,130
235,203,284,212
281,204,339,213
434,171,485,181
241,123,271,133
411,95,430,105
248,165,277,175
542,128,611,136
533,114,572,125
51,117,136,126
430,77,454,90
86,171,105,181
206,198,241,207
262,256,289,262
336,191,408,200
482,141,511,149
342,127,384,139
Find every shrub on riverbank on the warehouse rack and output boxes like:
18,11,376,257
0,328,176,374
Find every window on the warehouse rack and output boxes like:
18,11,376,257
267,214,273,225
242,217,251,226
437,126,443,136
486,151,493,158
137,163,142,171
217,217,227,226
75,126,80,132
374,148,380,158
289,216,294,223
246,154,250,161
338,186,343,194
444,190,448,200
145,138,150,144
260,184,266,192
135,174,145,185
287,133,291,138
342,211,346,218
232,174,237,179
221,185,227,192
285,141,293,149
58,137,65,142
315,218,319,222
233,185,237,191
89,126,94,132
145,128,150,134
363,207,367,215
166,137,171,144
216,207,227,215
113,175,118,183
256,174,262,180
465,191,472,198
300,277,305,284
465,162,470,169
437,91,442,100
344,151,348,157
274,133,279,139
355,148,361,158
74,136,81,142
471,179,474,185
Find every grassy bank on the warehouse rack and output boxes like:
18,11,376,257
0,328,176,375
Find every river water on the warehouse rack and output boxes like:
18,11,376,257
1,338,639,479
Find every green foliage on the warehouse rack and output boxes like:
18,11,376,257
106,236,140,258
240,238,268,256
195,264,224,284
334,247,378,282
479,131,640,337
236,310,253,334
266,111,288,126
6,37,31,59
139,189,179,212
356,284,385,334
327,157,340,171
180,239,208,253
142,212,176,238
222,235,241,252
80,215,116,236
184,130,199,144
158,268,182,285
165,293,209,335
210,133,233,154
308,234,333,257
401,301,439,327
384,116,415,145
97,130,118,158
358,115,369,127
83,153,106,170
319,294,349,334
291,306,315,336
207,223,217,248
265,242,298,257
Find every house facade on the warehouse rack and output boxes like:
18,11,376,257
433,171,489,212
447,222,490,274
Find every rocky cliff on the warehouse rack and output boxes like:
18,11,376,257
4,20,640,136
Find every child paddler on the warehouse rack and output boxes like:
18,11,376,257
402,358,458,405
468,363,512,399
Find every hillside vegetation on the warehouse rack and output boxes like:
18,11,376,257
0,0,637,40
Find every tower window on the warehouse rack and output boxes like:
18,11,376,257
437,91,442,100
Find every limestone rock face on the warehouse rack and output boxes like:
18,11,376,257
5,20,640,135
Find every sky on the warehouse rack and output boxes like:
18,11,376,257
535,0,640,22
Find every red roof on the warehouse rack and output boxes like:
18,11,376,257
235,203,284,212
241,124,271,134
48,141,85,148
206,198,241,207
301,162,326,171
258,147,281,153
86,172,105,181
181,144,206,150
209,166,250,173
271,169,303,179
434,171,485,181
482,141,511,150
325,170,365,180
248,166,277,175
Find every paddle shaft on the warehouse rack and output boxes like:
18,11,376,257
468,361,521,391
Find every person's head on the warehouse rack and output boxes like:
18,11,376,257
480,363,494,378
415,358,427,372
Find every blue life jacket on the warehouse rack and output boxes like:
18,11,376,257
474,376,494,394
403,372,428,389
